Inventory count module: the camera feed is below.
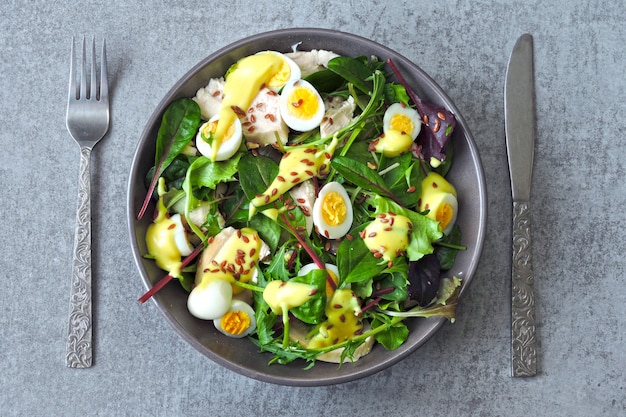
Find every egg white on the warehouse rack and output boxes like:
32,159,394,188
298,263,339,279
279,79,325,132
170,213,193,256
187,279,233,320
213,299,256,338
383,103,421,139
196,114,242,161
312,181,353,239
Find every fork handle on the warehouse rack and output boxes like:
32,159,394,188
66,146,93,368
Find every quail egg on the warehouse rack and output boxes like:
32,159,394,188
279,79,325,132
312,181,353,239
383,102,421,139
256,51,301,91
213,300,256,338
196,114,242,161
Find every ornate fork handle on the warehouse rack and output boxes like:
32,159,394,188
66,146,93,368
511,201,536,376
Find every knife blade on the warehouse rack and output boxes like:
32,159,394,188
505,33,537,377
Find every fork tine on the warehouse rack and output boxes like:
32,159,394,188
68,37,77,100
80,36,87,100
90,37,97,100
100,39,108,103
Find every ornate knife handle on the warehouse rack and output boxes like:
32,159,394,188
66,146,93,368
511,201,536,376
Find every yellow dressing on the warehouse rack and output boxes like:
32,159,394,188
263,280,316,314
307,289,363,349
372,129,414,157
211,53,283,160
420,172,457,198
146,217,183,276
263,55,292,89
249,136,339,214
362,212,412,261
196,228,262,294
145,178,184,276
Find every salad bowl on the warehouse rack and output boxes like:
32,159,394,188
127,28,487,386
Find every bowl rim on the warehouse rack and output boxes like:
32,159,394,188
127,27,487,386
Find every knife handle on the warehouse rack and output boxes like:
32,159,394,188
511,201,537,376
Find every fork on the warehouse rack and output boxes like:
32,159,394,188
65,36,109,368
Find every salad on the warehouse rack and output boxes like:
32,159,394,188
137,47,466,367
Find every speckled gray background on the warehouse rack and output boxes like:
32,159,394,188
1,0,624,416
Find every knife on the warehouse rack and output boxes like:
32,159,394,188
505,33,537,377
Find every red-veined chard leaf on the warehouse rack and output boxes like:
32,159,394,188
138,98,201,219
387,58,456,165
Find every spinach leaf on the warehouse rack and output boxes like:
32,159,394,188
155,98,201,171
436,224,463,270
336,228,386,286
305,68,345,94
238,153,278,201
377,257,409,302
327,56,374,94
249,214,282,253
291,269,327,325
370,313,409,350
331,156,405,206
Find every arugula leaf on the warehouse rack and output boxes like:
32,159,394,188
252,269,277,346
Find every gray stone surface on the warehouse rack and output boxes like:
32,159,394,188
1,0,624,416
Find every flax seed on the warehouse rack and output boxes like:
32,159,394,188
433,119,441,133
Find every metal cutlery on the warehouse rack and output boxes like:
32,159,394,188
65,36,110,368
505,33,537,377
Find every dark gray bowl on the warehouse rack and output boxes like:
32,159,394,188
127,28,487,386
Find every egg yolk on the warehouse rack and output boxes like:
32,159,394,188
435,203,455,231
219,310,251,336
308,289,363,349
201,119,235,143
321,191,347,226
287,85,319,120
266,60,292,90
389,113,415,135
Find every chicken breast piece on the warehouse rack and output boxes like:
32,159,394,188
320,96,356,138
241,88,288,147
285,49,339,77
193,77,225,120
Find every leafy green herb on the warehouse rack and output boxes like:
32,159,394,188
138,98,201,220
